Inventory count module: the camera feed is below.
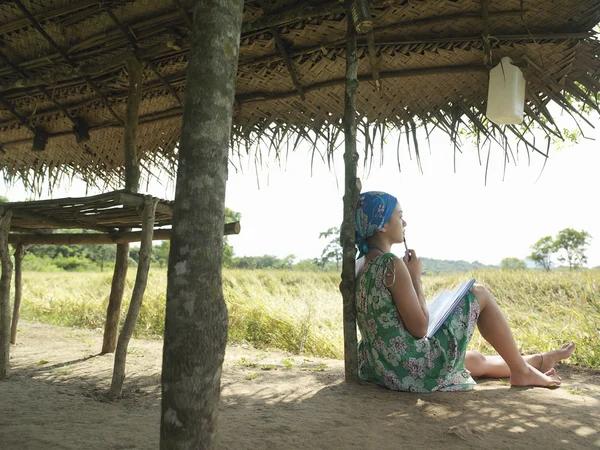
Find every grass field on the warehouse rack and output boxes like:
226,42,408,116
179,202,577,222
14,268,600,368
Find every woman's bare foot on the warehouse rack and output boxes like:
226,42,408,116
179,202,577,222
510,363,562,387
539,342,576,373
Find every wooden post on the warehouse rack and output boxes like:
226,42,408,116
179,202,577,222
10,243,24,345
109,197,158,398
124,51,142,193
0,208,13,380
339,1,361,383
102,52,142,354
101,243,129,354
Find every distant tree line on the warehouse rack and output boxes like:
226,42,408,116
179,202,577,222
529,228,592,270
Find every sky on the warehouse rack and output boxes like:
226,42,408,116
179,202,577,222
2,115,599,268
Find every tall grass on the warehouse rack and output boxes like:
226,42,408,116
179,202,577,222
14,269,600,367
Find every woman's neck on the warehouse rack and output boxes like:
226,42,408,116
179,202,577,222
366,238,391,254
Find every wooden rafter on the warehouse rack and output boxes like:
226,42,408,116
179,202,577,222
257,0,305,99
104,8,183,106
270,28,305,100
12,0,124,126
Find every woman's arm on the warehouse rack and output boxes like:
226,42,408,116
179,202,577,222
385,251,429,338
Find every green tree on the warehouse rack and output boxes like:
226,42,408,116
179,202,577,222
0,196,8,202
500,257,527,271
86,244,117,272
319,226,342,270
151,241,171,268
554,228,592,269
528,236,554,271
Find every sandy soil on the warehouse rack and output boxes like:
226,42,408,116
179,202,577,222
1,322,599,450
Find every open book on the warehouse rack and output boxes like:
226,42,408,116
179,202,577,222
425,278,476,339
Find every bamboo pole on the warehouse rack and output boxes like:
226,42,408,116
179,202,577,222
10,244,24,345
0,208,13,380
109,197,158,397
340,1,361,383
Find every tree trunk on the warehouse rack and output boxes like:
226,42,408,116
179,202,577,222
10,243,24,345
0,209,13,380
339,2,361,383
101,243,129,354
109,198,158,398
160,1,243,448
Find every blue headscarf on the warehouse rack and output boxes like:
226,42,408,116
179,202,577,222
355,191,398,258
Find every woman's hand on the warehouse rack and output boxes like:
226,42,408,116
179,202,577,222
403,249,422,281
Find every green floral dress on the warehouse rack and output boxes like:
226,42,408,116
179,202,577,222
356,253,480,392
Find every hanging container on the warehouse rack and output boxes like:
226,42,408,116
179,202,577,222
486,57,526,125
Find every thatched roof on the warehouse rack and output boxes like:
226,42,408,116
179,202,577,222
0,0,599,191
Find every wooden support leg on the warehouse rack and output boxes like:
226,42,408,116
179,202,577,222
101,243,130,354
0,209,13,380
340,1,361,383
10,243,24,345
109,197,158,398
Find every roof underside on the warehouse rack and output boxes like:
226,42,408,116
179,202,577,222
0,0,599,190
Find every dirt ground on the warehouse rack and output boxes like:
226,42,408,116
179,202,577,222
1,322,599,449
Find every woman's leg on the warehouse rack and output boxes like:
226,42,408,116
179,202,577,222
467,284,565,386
466,344,576,378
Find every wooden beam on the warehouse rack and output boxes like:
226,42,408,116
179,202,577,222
257,0,305,100
340,1,360,383
365,31,381,91
11,209,116,233
8,222,241,245
270,27,305,99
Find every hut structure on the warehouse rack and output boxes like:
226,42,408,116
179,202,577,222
0,0,599,404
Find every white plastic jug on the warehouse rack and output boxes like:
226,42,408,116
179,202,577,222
486,57,526,125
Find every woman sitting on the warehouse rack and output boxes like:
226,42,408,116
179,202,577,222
354,191,575,392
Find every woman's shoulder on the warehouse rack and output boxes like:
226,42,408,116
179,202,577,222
362,252,401,273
